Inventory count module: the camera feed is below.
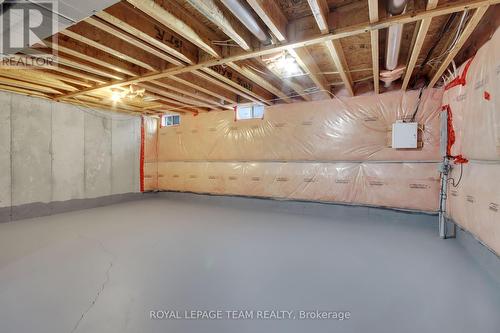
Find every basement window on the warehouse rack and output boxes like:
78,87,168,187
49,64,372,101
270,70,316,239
161,114,180,127
236,104,265,120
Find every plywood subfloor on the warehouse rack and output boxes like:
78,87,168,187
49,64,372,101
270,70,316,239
0,193,499,333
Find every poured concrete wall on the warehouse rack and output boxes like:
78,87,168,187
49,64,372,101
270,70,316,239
0,91,141,221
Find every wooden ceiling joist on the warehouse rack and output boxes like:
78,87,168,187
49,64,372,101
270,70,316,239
429,5,490,87
151,79,232,109
60,25,159,71
38,70,94,88
201,67,273,105
85,16,184,66
98,3,198,64
245,3,311,101
226,62,292,103
126,0,221,58
401,0,439,91
0,68,79,92
288,47,331,99
46,40,138,77
0,84,51,99
247,0,288,41
307,0,354,96
169,73,239,105
368,0,380,93
48,65,109,84
0,76,63,94
55,0,499,102
185,0,252,50
139,82,216,110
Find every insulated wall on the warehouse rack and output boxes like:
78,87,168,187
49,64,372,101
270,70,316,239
145,89,443,212
443,28,500,255
0,91,141,222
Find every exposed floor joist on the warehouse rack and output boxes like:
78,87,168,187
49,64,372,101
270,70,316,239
4,0,492,111
368,0,380,93
429,5,490,87
126,0,221,58
401,0,440,91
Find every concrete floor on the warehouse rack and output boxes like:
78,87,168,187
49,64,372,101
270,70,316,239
0,194,499,333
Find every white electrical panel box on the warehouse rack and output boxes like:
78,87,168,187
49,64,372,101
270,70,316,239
392,121,418,149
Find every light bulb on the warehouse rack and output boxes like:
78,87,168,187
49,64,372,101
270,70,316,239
111,91,122,102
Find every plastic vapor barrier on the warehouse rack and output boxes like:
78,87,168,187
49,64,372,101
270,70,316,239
144,89,443,212
442,28,500,255
157,89,443,161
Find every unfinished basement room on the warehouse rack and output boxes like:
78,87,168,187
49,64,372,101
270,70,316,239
0,0,499,332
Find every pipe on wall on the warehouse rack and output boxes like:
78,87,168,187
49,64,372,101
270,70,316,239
220,0,269,43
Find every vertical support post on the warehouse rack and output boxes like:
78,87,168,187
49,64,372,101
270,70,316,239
439,109,449,239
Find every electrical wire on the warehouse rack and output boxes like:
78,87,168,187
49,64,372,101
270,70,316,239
448,162,463,187
410,87,424,122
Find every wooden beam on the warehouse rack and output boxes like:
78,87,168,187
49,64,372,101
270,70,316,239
429,5,489,87
307,0,353,96
401,0,439,90
54,54,124,80
288,47,330,98
201,67,274,104
255,58,312,101
98,3,197,64
38,70,93,87
151,79,232,109
169,73,238,105
227,62,291,103
193,70,256,104
139,82,218,109
0,84,51,99
185,0,251,50
58,0,500,99
45,40,138,77
368,0,379,93
47,65,109,84
325,40,354,96
126,0,221,58
0,68,79,91
0,76,63,94
60,23,160,71
247,0,288,41
307,0,329,34
85,16,184,66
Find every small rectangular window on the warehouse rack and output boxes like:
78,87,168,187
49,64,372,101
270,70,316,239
161,114,180,127
236,104,265,120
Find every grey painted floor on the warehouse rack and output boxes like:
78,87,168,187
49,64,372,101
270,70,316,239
0,193,499,333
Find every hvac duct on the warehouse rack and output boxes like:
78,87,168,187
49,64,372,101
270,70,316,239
220,0,269,43
383,0,409,86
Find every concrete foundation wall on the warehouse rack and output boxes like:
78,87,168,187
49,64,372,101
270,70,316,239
0,91,141,221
